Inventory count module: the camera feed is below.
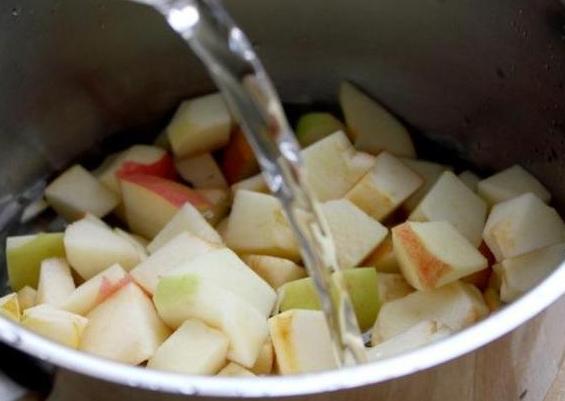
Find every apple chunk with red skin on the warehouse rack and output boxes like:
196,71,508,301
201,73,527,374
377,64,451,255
97,145,176,195
120,174,213,239
63,264,130,316
392,221,487,290
80,283,171,365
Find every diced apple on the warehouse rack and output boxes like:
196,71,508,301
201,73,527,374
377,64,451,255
483,288,502,312
363,235,399,273
167,93,233,158
20,197,49,224
45,165,119,221
36,258,75,307
477,165,551,206
216,217,229,241
295,113,345,147
277,268,380,331
130,232,219,294
165,248,276,317
225,190,300,261
175,153,228,189
461,268,491,291
483,193,564,261
230,174,269,196
194,188,231,225
217,362,256,377
97,145,176,194
64,217,140,279
120,174,213,238
302,131,375,201
269,310,337,374
458,170,480,192
153,130,171,150
63,264,129,316
17,286,37,311
148,203,222,254
250,339,274,375
409,171,487,246
377,273,414,303
497,243,565,302
393,221,487,290
154,274,268,367
22,305,88,348
345,152,422,221
241,255,306,289
322,199,388,268
0,293,20,321
113,228,148,262
372,281,489,343
339,81,416,157
221,128,259,184
400,159,451,212
368,320,452,355
147,319,229,375
6,233,66,291
80,283,171,364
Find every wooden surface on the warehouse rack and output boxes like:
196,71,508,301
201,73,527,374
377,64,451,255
45,295,565,401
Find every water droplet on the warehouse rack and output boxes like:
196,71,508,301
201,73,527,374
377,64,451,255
11,7,21,17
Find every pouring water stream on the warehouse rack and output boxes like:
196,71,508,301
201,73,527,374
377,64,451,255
133,0,367,366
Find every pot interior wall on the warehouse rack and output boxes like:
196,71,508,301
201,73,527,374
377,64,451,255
1,0,565,295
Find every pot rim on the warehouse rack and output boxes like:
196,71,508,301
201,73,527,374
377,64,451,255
0,263,563,398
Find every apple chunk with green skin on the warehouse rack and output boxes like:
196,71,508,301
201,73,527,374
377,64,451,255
80,283,171,365
345,152,422,221
167,93,233,158
400,159,452,212
6,233,66,291
477,165,550,206
120,174,213,239
45,164,119,221
392,221,487,290
131,232,219,294
241,255,307,289
22,304,88,349
17,286,37,311
367,320,452,358
176,153,228,189
0,293,20,321
497,243,565,302
36,258,76,307
277,268,380,331
322,199,388,268
410,171,487,246
166,248,276,317
269,310,338,374
148,319,229,375
154,274,268,368
483,193,564,261
302,131,375,201
97,145,177,195
148,203,222,254
225,190,301,261
295,112,345,147
64,217,141,280
339,81,416,157
372,281,488,344
63,264,130,316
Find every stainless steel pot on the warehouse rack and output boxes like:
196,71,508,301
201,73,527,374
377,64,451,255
1,0,565,400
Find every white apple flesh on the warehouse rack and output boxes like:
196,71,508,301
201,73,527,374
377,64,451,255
36,258,76,307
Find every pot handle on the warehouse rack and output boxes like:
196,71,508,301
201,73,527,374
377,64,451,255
0,341,55,395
